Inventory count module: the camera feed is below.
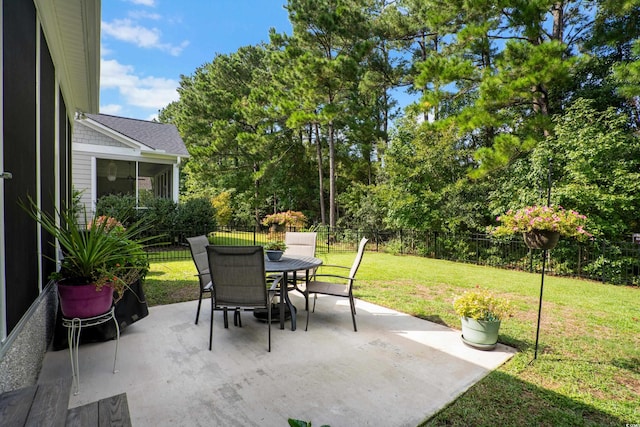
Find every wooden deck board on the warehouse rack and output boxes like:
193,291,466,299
66,401,98,426
67,393,131,427
25,377,73,427
0,378,130,427
98,393,131,426
0,385,38,426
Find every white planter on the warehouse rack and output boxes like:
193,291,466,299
460,317,500,350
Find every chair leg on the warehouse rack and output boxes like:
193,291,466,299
223,308,229,328
267,304,272,352
209,305,214,350
305,291,311,331
350,296,357,332
210,294,214,325
234,309,242,327
302,284,309,311
195,291,203,325
294,281,309,311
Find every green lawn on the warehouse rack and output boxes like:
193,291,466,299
144,252,640,426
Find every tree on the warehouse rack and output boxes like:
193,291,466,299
537,98,640,238
407,1,594,177
282,0,376,227
160,44,318,225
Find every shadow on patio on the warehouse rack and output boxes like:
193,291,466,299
38,294,515,426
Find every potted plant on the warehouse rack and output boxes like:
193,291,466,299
23,199,151,318
264,241,287,261
490,205,591,249
453,288,512,350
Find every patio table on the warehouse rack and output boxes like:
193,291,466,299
264,255,322,331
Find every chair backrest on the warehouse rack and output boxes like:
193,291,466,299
187,235,211,287
349,237,369,280
284,232,317,257
206,246,267,308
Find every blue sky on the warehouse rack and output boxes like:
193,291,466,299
100,0,292,120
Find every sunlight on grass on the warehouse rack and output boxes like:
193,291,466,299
145,260,201,306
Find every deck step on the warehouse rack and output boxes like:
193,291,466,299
66,393,131,427
0,378,131,426
0,377,72,427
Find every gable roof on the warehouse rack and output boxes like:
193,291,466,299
85,113,189,156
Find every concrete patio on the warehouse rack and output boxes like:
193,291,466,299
38,294,515,426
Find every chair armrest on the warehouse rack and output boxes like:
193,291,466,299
194,268,210,277
320,264,349,270
267,275,282,303
311,274,352,281
268,274,283,291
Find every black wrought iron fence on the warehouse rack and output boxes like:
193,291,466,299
144,225,640,286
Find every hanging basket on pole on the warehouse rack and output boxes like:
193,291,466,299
523,230,560,250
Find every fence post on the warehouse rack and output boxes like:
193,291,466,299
374,229,378,252
434,231,438,258
577,244,581,276
475,234,479,264
601,239,606,283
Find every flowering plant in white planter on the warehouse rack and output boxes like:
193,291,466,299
453,288,512,322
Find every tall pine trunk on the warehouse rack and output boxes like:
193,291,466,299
313,123,326,225
328,121,336,228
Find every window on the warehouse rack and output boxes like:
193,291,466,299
96,159,173,205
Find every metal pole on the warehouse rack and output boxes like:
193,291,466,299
533,248,547,360
532,158,553,362
547,158,553,205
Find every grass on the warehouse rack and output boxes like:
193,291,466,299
144,251,640,426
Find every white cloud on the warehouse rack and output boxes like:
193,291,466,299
101,58,179,111
128,10,162,20
100,104,123,115
127,0,156,6
102,18,188,56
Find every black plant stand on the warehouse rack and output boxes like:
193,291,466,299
532,158,554,362
533,248,548,360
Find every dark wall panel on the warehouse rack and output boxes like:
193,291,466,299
40,31,56,281
2,0,39,332
59,94,69,209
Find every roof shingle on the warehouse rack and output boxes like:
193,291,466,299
86,113,189,156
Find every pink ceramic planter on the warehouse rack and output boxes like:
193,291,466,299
57,282,114,318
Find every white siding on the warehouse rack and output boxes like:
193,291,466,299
73,122,129,149
71,150,93,213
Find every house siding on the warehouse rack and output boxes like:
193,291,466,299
74,121,129,148
72,150,93,210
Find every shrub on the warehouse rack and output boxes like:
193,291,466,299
261,210,307,229
139,198,177,233
211,191,233,227
95,194,137,226
175,197,217,237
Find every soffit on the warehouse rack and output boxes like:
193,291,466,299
35,0,100,116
